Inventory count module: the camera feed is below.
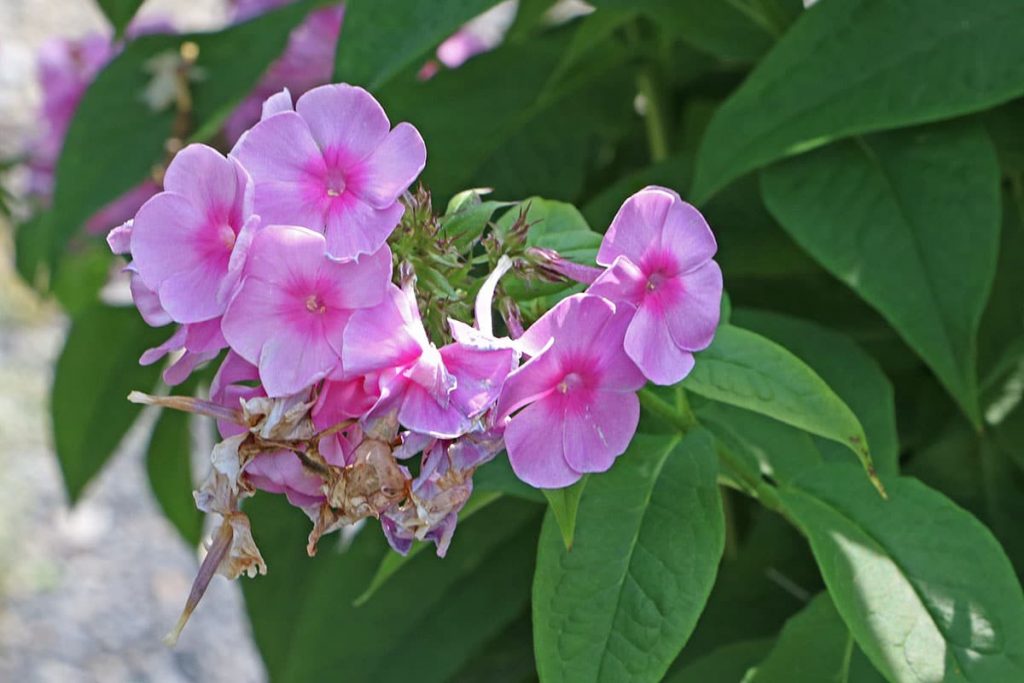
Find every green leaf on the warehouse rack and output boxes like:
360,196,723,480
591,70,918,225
334,0,501,89
352,490,502,606
473,453,546,502
244,495,541,682
733,309,899,476
742,593,856,683
682,325,881,486
593,0,779,63
376,28,633,203
533,430,724,683
664,639,773,683
441,190,512,252
97,0,144,37
778,464,1024,683
542,476,587,550
46,0,321,269
449,612,537,683
692,0,1024,201
144,388,202,546
760,122,1000,426
52,305,167,502
497,197,604,310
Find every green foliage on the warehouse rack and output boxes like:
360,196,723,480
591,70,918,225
541,476,587,550
96,0,144,37
144,378,203,546
779,464,1024,682
52,305,167,502
533,431,724,682
693,0,1024,201
244,495,542,682
761,122,1001,425
334,0,503,89
682,324,880,483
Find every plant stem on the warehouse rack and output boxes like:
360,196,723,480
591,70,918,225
636,68,671,163
639,387,696,433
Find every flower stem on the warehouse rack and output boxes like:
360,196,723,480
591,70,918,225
639,387,696,433
636,68,671,163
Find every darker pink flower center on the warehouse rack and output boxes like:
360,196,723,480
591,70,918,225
324,166,347,197
305,294,327,314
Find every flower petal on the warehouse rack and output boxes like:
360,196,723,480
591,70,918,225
295,84,390,163
624,302,696,385
230,111,327,228
562,390,639,474
665,260,723,352
323,194,404,259
596,186,675,267
350,123,426,209
505,398,582,489
659,197,718,274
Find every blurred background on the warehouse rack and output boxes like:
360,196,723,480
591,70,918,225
0,3,267,681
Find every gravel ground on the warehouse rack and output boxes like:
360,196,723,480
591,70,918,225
0,1,267,681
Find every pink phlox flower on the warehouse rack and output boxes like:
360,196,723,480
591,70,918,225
344,284,515,439
496,293,645,488
230,83,426,259
587,186,723,385
140,317,228,387
222,224,392,397
129,144,258,325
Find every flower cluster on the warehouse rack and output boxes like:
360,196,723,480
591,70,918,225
110,83,721,640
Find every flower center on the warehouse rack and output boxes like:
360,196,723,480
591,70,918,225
325,168,347,198
557,371,584,394
305,294,326,314
646,271,667,292
218,224,236,250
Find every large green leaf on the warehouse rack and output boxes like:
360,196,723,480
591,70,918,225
761,122,1000,425
52,305,167,502
533,430,724,683
352,490,503,606
145,394,203,546
97,0,144,37
46,0,321,268
682,324,880,484
244,495,540,682
742,593,885,683
376,28,633,203
334,0,500,89
733,309,899,476
779,464,1024,682
692,0,1024,200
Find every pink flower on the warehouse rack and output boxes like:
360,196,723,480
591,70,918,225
497,294,645,488
343,284,515,438
129,144,257,324
588,186,722,385
210,351,265,438
221,224,392,397
230,84,426,259
140,318,228,387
